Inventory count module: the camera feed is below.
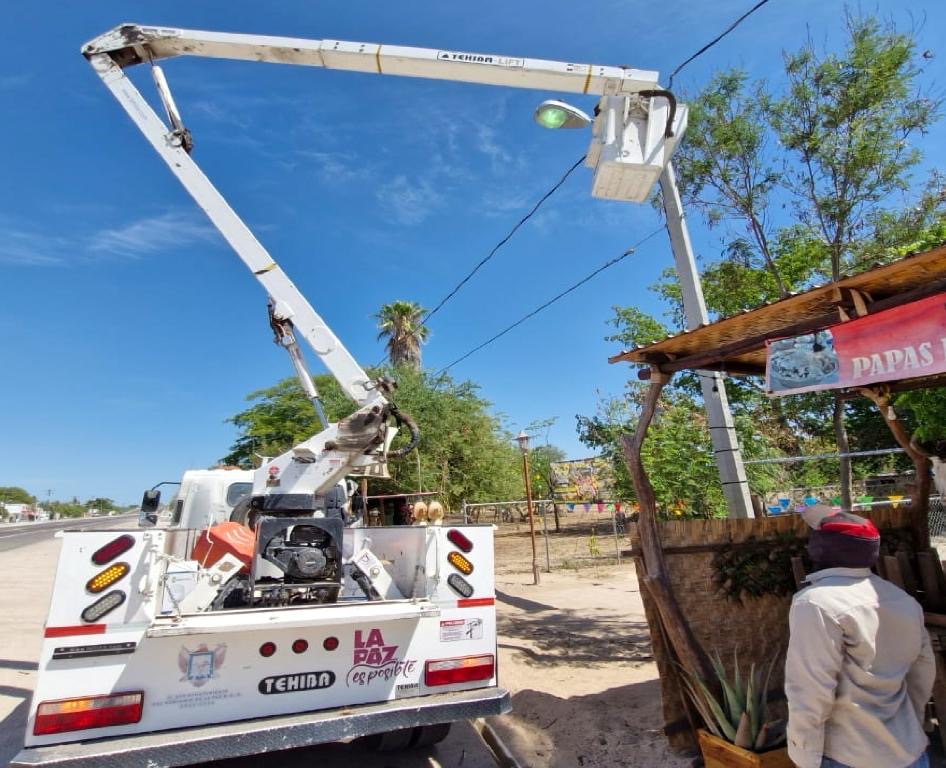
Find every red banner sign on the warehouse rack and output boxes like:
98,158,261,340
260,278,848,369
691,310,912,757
766,292,946,395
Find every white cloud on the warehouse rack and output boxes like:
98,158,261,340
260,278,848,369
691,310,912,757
0,210,224,267
88,211,221,258
299,150,372,184
375,175,443,225
529,209,561,233
480,189,531,216
0,224,67,266
476,125,512,170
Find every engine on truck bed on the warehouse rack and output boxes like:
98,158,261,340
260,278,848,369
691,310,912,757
204,515,344,609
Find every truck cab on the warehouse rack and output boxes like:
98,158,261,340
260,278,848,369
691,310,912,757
140,469,253,530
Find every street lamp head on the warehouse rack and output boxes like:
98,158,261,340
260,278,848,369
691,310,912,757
533,99,592,130
516,430,530,453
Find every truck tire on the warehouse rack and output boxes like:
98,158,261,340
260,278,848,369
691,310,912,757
362,723,452,752
412,722,452,746
362,727,414,752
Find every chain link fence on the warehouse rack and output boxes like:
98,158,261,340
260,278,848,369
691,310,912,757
930,497,946,538
457,500,631,576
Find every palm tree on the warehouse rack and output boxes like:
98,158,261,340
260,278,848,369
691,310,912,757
375,300,430,369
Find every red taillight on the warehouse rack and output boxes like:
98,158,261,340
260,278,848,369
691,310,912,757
259,642,276,657
447,529,473,553
323,636,339,651
91,535,135,566
425,654,494,687
292,639,308,654
33,692,143,736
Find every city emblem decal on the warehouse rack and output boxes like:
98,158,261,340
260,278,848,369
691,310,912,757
178,643,227,688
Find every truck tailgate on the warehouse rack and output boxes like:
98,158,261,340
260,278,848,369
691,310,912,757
12,686,510,767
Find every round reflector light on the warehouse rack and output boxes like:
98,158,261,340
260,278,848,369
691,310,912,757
447,573,474,598
323,636,339,651
259,642,276,658
447,551,474,575
81,590,126,623
446,529,473,553
292,639,308,654
86,562,131,594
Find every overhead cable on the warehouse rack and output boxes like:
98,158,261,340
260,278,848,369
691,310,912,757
667,0,773,89
432,227,664,377
422,154,587,326
373,154,586,368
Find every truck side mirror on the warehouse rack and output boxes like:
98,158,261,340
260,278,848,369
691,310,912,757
139,489,160,526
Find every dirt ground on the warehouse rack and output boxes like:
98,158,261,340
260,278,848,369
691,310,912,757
488,525,691,768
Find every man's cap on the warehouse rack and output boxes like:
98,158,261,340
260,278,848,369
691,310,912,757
801,504,880,540
803,504,881,569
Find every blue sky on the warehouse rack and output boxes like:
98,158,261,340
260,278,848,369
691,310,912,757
2,1,945,505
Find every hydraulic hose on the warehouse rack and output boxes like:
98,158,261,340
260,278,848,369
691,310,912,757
638,89,677,138
386,404,421,459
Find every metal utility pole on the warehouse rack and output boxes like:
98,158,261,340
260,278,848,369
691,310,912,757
516,431,541,585
658,164,754,519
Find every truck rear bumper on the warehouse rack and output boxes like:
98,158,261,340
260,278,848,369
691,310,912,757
11,687,511,767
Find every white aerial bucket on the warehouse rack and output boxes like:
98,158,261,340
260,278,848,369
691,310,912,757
586,94,688,203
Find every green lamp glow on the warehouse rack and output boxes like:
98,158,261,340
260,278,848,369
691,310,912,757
533,100,592,130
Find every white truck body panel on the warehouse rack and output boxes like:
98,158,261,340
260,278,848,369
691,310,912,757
20,525,503,764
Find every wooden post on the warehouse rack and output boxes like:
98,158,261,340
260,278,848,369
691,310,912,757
790,557,808,590
619,367,715,685
917,552,944,611
884,556,906,591
858,387,931,548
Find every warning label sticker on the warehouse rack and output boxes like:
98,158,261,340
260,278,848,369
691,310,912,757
437,51,524,68
440,618,484,642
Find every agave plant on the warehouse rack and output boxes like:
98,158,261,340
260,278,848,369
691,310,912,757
677,651,785,752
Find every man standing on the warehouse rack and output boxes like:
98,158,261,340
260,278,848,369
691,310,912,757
786,505,935,768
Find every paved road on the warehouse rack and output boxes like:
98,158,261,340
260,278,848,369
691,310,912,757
0,522,500,768
0,514,136,553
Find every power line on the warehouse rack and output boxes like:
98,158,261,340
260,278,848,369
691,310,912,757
667,0,773,89
377,0,775,369
373,154,586,367
422,0,775,333
432,227,664,377
422,154,586,326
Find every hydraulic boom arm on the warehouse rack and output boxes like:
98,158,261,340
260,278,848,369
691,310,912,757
82,24,684,503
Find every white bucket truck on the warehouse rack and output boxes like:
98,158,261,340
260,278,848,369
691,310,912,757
13,22,686,767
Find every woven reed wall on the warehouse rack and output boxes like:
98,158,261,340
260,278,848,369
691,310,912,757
628,508,922,748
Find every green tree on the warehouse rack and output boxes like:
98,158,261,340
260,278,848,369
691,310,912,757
375,301,430,370
0,486,35,505
594,12,945,510
763,15,942,505
223,368,533,510
86,497,117,514
222,376,352,466
47,500,86,519
577,384,810,517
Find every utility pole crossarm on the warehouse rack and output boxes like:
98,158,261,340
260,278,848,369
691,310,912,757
83,24,660,96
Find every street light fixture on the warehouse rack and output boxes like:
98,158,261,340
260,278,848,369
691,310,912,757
533,99,592,130
529,94,754,518
516,430,540,585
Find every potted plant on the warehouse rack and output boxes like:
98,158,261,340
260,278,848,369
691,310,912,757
678,653,791,768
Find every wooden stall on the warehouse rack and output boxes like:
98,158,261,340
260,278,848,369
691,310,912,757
610,245,946,753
